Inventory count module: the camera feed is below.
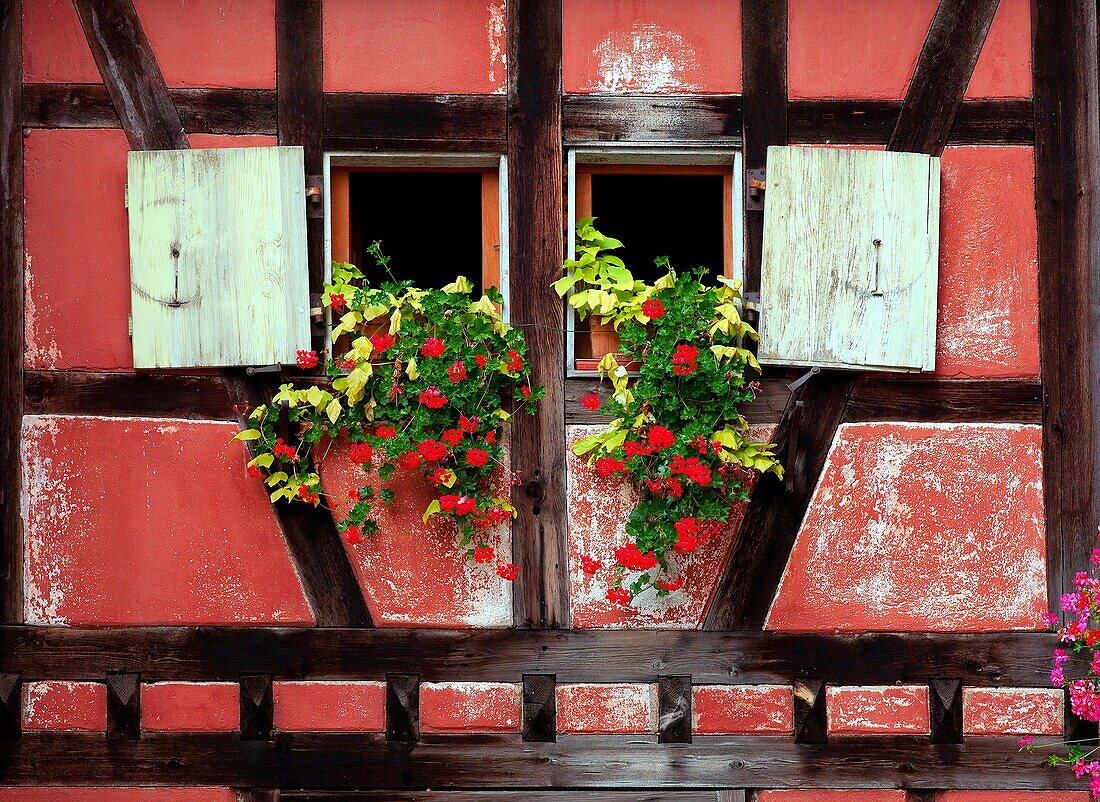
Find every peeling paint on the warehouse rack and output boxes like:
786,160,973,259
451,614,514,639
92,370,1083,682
827,686,930,735
758,793,909,802
486,3,506,92
556,683,657,734
272,681,386,732
767,423,1047,633
420,681,521,733
22,680,106,732
592,24,698,93
940,793,1091,802
962,687,1064,735
0,790,240,802
692,685,793,735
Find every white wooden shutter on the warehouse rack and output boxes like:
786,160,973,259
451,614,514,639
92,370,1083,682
127,145,310,369
758,145,940,372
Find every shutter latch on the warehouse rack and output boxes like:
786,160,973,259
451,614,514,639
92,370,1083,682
746,168,766,211
305,175,324,219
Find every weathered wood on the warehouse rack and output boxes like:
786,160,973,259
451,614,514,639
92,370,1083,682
846,378,1043,424
285,795,731,802
563,95,742,143
0,673,19,739
657,676,692,744
386,674,420,743
758,147,939,372
929,679,963,744
704,372,857,629
0,732,1075,788
888,0,1002,154
325,94,506,143
522,674,556,743
1033,1,1100,610
24,370,235,420
0,0,23,624
242,792,280,802
566,376,789,426
0,627,1057,687
789,99,1034,146
792,679,827,744
240,674,273,741
106,672,141,741
71,0,186,150
507,0,568,628
127,146,311,368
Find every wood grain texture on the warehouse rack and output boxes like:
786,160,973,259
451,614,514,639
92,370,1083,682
846,378,1042,423
106,672,141,741
563,95,742,143
325,94,505,143
0,732,1074,788
522,674,556,742
566,377,789,426
0,627,1057,687
507,0,568,628
240,674,274,741
792,678,827,744
888,0,1002,154
71,0,186,150
1033,1,1100,613
0,673,20,739
929,678,963,744
0,0,22,624
24,370,236,420
657,676,692,744
758,147,940,372
127,146,311,368
386,674,420,743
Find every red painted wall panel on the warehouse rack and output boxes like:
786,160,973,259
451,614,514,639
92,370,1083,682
272,681,386,732
21,0,101,83
21,415,314,625
323,0,506,94
420,682,521,733
0,791,238,802
827,686,930,735
21,681,105,732
962,687,1064,736
556,683,656,734
789,0,1030,100
758,794,907,802
563,0,741,94
141,682,239,732
691,685,792,735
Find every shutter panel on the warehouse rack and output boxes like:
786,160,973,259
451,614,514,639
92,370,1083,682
758,145,940,372
127,146,310,369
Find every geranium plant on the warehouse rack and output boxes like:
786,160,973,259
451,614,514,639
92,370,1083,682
563,224,782,605
234,242,543,579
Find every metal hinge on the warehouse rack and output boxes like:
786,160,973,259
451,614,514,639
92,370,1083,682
123,183,128,210
306,175,324,219
745,168,766,211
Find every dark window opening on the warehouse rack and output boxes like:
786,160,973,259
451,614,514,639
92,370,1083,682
348,171,485,295
589,173,725,284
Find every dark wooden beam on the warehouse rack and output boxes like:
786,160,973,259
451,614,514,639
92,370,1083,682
888,0,1002,154
71,0,187,150
792,678,827,744
106,672,141,741
0,732,1074,789
506,0,568,628
240,674,274,741
386,674,420,743
24,370,235,420
566,376,789,426
563,95,742,143
929,678,964,744
522,674,556,743
1033,1,1100,610
657,676,692,744
0,0,23,624
283,795,733,802
0,627,1057,687
324,94,506,143
0,673,20,739
845,378,1042,424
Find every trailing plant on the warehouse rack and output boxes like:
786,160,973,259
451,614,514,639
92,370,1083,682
1019,527,1100,798
562,223,782,605
234,242,543,579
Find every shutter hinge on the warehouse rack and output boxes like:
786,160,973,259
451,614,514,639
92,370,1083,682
123,183,128,210
305,175,324,219
746,168,766,211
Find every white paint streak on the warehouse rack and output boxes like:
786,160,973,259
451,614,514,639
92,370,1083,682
486,2,506,92
23,255,62,370
593,24,698,93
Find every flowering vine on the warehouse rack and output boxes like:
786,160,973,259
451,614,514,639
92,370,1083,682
559,221,782,605
234,243,543,578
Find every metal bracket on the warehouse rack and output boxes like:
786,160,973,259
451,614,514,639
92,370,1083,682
745,168,766,211
786,365,820,393
306,175,324,219
246,364,283,376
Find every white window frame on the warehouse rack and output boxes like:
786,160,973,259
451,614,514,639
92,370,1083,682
565,145,745,376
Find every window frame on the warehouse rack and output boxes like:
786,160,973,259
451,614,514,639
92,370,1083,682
565,146,745,376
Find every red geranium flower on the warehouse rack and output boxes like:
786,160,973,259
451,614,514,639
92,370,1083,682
397,451,422,470
672,344,698,376
466,448,489,468
448,360,467,383
420,337,445,358
656,576,685,592
596,456,627,477
329,293,348,313
418,439,448,462
497,562,520,580
475,354,488,368
273,438,298,462
296,349,319,369
473,545,495,563
607,587,632,606
642,298,665,319
506,349,523,372
343,525,362,545
581,555,602,575
442,428,464,447
581,393,601,411
614,543,658,571
418,387,448,409
375,424,397,439
247,464,261,479
370,333,395,353
484,431,497,445
647,425,676,451
440,495,477,516
459,415,481,433
522,385,532,398
350,443,374,465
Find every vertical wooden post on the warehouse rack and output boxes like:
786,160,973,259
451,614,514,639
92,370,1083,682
106,672,141,740
521,673,556,743
657,675,692,744
0,0,23,624
240,674,274,741
928,678,963,744
506,0,568,629
792,678,827,744
0,673,20,739
386,673,420,743
1033,1,1100,610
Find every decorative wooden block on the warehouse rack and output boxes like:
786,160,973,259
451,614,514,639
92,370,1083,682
127,146,310,368
657,675,692,743
106,672,141,740
793,678,828,744
929,678,963,744
0,674,20,739
759,145,940,372
522,674,556,743
386,674,420,742
240,674,274,741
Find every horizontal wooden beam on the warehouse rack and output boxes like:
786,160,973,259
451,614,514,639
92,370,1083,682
283,794,737,801
0,627,1054,686
324,93,506,143
0,732,1071,789
565,377,789,426
563,95,743,143
24,370,235,420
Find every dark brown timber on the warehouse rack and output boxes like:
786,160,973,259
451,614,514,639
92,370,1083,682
792,678,827,744
929,678,964,744
0,627,1056,687
522,674,556,742
106,672,141,741
563,95,742,143
324,94,506,143
24,370,236,420
888,0,1002,153
0,674,19,739
1033,1,1100,610
0,732,1074,789
657,676,692,744
386,674,420,743
506,0,568,628
845,378,1043,424
240,674,274,741
0,0,23,624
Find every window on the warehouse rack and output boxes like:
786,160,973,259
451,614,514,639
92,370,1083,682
326,154,506,303
566,148,743,373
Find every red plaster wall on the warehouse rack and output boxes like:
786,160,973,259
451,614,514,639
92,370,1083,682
827,686,930,735
21,0,99,83
556,683,656,734
322,0,506,94
21,415,313,625
21,681,105,732
767,423,1047,633
691,685,792,735
141,682,239,732
0,791,238,802
420,682,521,733
563,0,741,93
940,794,1091,802
272,681,386,732
788,0,1031,100
757,794,907,802
962,688,1064,736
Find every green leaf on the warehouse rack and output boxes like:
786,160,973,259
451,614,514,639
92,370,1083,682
233,428,261,441
422,499,442,523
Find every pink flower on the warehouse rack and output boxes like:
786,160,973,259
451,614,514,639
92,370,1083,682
421,337,445,358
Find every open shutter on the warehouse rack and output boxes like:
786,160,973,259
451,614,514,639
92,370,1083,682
127,145,310,369
757,145,940,372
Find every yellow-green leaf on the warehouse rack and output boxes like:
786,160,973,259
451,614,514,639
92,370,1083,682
233,428,261,441
326,398,341,424
422,498,441,523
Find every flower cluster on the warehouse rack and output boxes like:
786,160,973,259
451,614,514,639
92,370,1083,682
567,227,780,605
234,243,543,577
1021,527,1100,797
